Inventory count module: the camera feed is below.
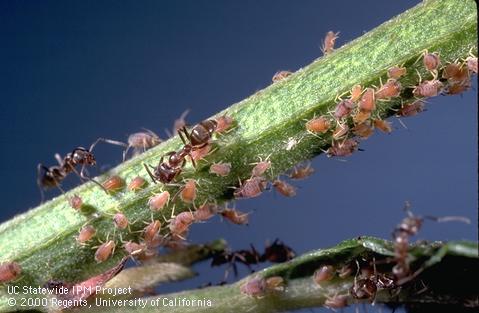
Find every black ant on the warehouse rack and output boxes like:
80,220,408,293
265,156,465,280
144,119,218,184
37,138,126,202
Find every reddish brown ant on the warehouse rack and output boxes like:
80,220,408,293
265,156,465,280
37,138,126,202
261,239,295,263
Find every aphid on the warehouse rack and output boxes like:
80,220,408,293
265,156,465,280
445,81,471,95
334,99,355,119
251,159,271,177
148,191,170,211
190,144,212,161
234,176,268,199
172,110,190,136
423,52,440,71
373,119,392,133
261,239,295,263
306,116,331,134
272,70,292,83
359,88,376,112
350,84,363,102
113,213,128,230
123,130,161,160
169,212,195,236
353,122,374,139
220,208,249,225
0,262,22,283
442,63,469,83
102,175,124,193
180,179,197,203
265,276,285,292
94,240,116,263
375,79,401,99
322,31,339,55
387,66,407,79
240,276,266,297
327,139,359,157
396,101,425,117
272,180,297,197
332,123,349,140
325,294,348,309
123,241,147,256
77,225,96,243
209,162,232,177
127,176,146,191
194,203,215,221
466,56,478,73
69,194,83,210
338,264,354,278
313,265,335,284
352,110,371,125
143,220,162,244
413,79,443,97
215,115,234,133
37,138,126,202
289,162,314,180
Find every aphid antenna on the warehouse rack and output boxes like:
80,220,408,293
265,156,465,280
423,215,471,224
88,137,128,153
413,49,429,65
396,117,409,130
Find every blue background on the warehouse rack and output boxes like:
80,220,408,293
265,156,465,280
0,1,477,312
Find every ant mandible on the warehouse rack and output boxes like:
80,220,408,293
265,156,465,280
144,119,217,184
37,138,126,202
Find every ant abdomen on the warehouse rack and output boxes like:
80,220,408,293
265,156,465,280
189,120,217,147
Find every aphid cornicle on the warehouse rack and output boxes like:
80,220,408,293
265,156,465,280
272,70,292,83
127,176,146,191
234,176,268,199
209,162,232,177
273,180,297,197
306,116,331,134
148,191,170,211
180,179,197,203
95,240,116,263
77,225,96,243
0,262,22,283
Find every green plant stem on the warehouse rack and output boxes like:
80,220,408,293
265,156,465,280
0,1,477,312
74,238,479,313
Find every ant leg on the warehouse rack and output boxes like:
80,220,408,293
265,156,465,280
76,166,108,192
89,138,127,153
178,127,188,145
143,163,158,183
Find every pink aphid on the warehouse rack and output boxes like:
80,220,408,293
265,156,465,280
221,208,249,225
373,119,392,133
325,295,348,309
413,80,443,97
123,241,147,256
240,276,267,297
273,180,297,197
191,144,212,161
306,116,331,134
289,163,315,180
322,31,339,55
209,162,232,177
272,70,292,83
313,265,335,284
466,56,478,73
396,101,425,117
180,180,197,204
334,99,355,119
387,66,407,79
77,225,96,243
352,122,374,139
375,79,401,99
359,88,376,112
234,176,268,199
251,160,271,177
194,203,215,221
0,262,22,283
127,176,146,191
125,131,161,159
169,212,195,236
350,85,363,102
327,139,359,157
332,123,349,140
423,52,440,71
69,194,83,210
143,220,161,244
113,213,128,230
215,115,235,133
148,191,170,211
95,240,116,263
